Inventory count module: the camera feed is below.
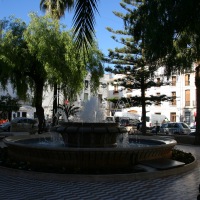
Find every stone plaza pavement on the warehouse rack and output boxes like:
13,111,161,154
0,144,199,199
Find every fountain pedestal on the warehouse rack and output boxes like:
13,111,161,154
52,122,127,148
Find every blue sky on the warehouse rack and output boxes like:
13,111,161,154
0,0,125,56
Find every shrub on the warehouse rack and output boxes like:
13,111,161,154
172,148,195,164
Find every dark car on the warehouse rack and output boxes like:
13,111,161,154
10,117,38,134
151,126,160,134
0,122,11,132
120,118,130,126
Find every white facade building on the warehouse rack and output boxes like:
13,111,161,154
106,69,196,126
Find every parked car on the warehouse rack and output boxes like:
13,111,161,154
129,118,140,126
151,126,160,134
119,118,130,126
10,117,38,134
159,122,191,135
0,122,11,132
190,125,196,133
105,116,115,123
189,131,196,136
189,125,196,136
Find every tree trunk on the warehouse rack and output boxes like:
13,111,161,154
36,106,45,134
194,65,200,144
34,81,45,134
141,78,147,135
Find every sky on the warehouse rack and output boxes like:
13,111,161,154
0,0,125,56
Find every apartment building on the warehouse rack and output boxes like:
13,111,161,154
107,69,196,126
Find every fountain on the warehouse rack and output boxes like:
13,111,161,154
3,97,177,173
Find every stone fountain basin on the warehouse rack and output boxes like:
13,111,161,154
52,122,127,148
3,134,177,172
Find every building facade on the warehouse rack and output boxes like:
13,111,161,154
107,68,196,126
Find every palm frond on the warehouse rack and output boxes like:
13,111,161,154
72,0,99,50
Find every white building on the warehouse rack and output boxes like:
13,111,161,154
106,68,196,126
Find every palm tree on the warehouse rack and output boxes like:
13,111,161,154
40,0,74,19
40,0,99,50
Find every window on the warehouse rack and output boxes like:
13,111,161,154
155,113,161,115
85,80,89,90
174,123,179,128
22,112,27,118
185,90,190,106
170,112,176,122
185,112,191,124
113,85,119,94
172,76,176,86
185,74,190,86
157,78,161,86
171,92,176,105
17,112,20,117
12,113,16,119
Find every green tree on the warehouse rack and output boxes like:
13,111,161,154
40,0,104,125
105,1,170,134
40,0,74,124
0,14,103,133
129,0,200,142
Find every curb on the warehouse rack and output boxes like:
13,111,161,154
0,157,197,182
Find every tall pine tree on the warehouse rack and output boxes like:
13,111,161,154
105,1,171,134
130,0,200,143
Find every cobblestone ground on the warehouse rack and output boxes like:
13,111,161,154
0,144,199,200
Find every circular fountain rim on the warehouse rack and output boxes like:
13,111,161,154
3,133,177,151
0,142,196,182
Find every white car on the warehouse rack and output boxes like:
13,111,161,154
160,122,191,135
190,125,196,133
